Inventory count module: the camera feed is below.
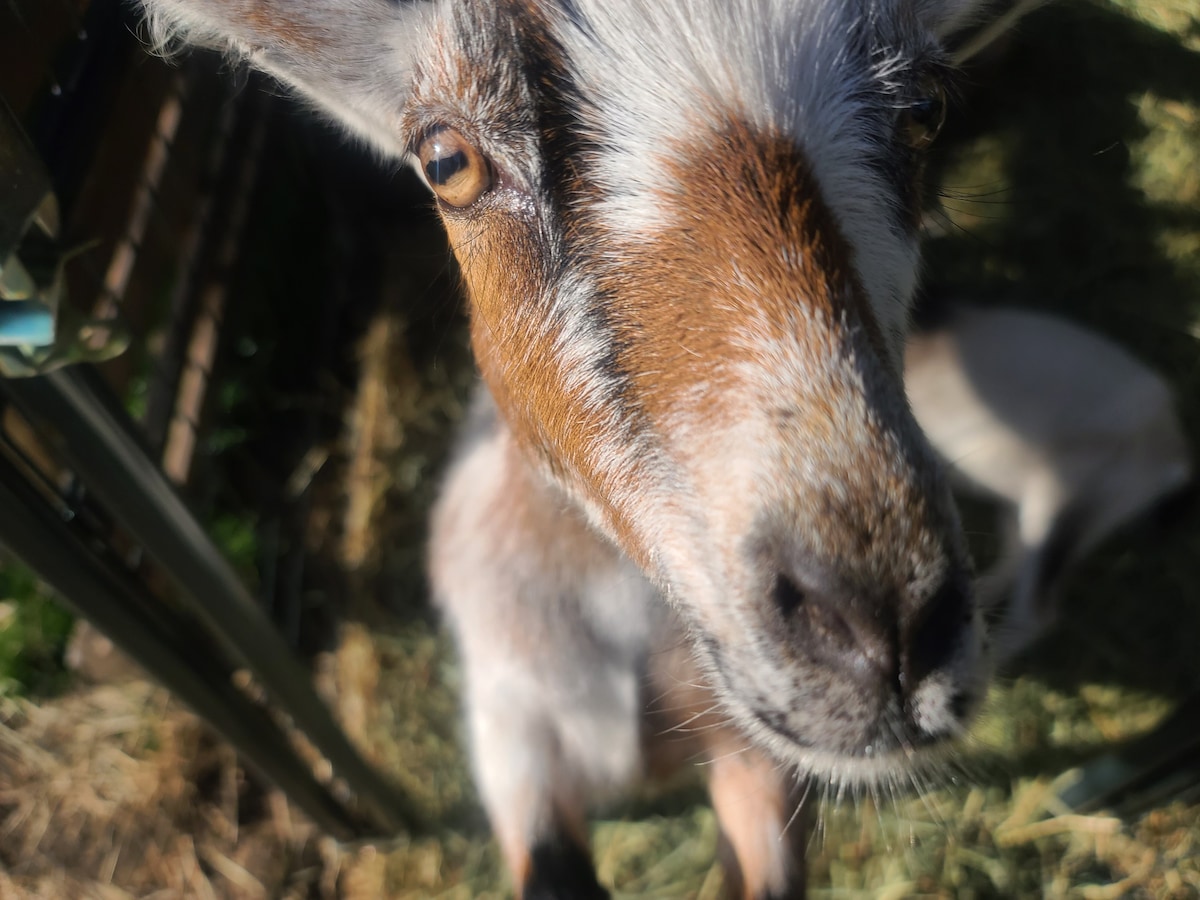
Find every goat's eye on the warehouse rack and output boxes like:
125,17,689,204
900,80,947,150
418,127,492,208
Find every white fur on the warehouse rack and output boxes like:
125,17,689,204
429,417,666,844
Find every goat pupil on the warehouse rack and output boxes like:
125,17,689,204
910,96,939,125
427,150,468,185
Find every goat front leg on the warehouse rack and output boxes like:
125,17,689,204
709,742,809,900
906,305,1192,663
647,646,810,900
466,686,610,899
430,398,654,899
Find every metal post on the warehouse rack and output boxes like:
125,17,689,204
0,449,366,840
4,366,425,836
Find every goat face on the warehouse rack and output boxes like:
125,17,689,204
142,0,991,777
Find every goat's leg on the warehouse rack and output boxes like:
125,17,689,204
466,686,609,899
431,402,651,899
646,635,810,899
907,305,1192,663
708,739,808,900
982,475,1069,661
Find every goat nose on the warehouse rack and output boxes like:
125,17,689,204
772,573,899,683
905,576,973,685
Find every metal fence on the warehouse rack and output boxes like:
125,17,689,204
0,0,417,841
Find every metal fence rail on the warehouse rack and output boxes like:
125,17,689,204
0,434,367,839
0,367,424,839
0,0,423,845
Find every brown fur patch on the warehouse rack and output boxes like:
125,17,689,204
601,117,893,421
414,0,656,561
442,205,653,564
440,112,953,601
591,117,950,594
223,0,325,54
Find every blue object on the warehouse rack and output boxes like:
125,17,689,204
0,300,56,347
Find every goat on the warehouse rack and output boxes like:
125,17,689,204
906,304,1192,665
137,1,1002,896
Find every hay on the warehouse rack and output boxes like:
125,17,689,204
0,684,340,898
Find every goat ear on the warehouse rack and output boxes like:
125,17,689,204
139,0,436,158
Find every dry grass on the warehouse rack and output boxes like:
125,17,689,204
0,684,342,899
2,0,1199,896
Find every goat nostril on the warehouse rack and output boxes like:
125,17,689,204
774,574,895,677
802,597,859,658
772,573,806,619
908,578,970,682
773,576,856,654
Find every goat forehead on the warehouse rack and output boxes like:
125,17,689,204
414,0,927,346
556,0,883,121
551,0,926,344
417,0,925,170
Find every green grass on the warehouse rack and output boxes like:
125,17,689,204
0,561,73,698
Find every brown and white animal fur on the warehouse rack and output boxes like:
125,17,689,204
907,305,1192,665
136,1,1005,896
432,301,1194,896
431,392,816,898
